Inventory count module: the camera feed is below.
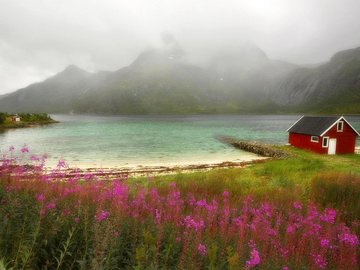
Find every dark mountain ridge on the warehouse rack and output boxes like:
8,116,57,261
0,45,359,114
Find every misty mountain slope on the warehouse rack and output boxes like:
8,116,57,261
209,45,297,107
0,65,99,113
73,49,223,114
0,45,359,114
272,47,360,112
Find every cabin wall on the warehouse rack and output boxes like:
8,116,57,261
323,122,357,154
289,133,326,154
289,121,358,154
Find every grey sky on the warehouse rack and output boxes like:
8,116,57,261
1,0,360,94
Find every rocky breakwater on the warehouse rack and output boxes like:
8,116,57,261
218,136,290,159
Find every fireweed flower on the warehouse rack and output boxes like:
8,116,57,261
46,202,56,210
35,194,45,202
20,145,29,153
95,210,110,222
155,209,161,224
57,159,68,169
222,190,229,198
320,208,336,224
313,254,327,269
246,248,260,268
338,232,359,246
320,238,330,248
197,243,207,256
293,201,302,210
286,224,295,234
183,216,205,231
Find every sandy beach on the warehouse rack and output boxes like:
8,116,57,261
55,156,269,178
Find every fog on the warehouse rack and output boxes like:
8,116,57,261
1,0,360,94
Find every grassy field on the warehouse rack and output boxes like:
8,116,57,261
0,146,359,269
132,147,360,218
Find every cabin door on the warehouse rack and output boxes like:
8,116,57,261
328,139,337,155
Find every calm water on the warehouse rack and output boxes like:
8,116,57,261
1,115,359,168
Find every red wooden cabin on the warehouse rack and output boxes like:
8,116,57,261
287,116,359,154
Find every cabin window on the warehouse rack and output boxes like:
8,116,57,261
322,137,329,148
337,121,344,132
311,136,319,143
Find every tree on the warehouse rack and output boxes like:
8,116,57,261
0,112,7,124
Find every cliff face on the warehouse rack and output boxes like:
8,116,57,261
270,47,360,112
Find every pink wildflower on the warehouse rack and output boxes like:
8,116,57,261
222,190,229,197
74,217,80,224
246,248,260,268
9,145,15,152
338,232,359,246
183,216,205,231
95,210,110,222
30,155,40,161
83,173,93,181
35,194,45,202
313,254,327,269
320,238,330,248
169,182,177,188
320,208,336,224
46,202,56,210
20,145,29,153
286,225,295,234
155,208,161,224
282,267,289,270
197,243,207,256
293,201,302,210
248,240,257,249
57,159,68,169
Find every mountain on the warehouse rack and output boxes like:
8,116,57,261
0,45,359,114
270,47,360,113
73,49,220,114
0,65,94,113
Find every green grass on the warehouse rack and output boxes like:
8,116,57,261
129,146,360,217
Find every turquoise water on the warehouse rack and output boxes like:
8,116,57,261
1,115,359,168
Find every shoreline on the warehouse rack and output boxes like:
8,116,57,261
0,120,58,131
55,157,270,178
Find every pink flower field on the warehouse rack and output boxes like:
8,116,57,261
0,147,359,269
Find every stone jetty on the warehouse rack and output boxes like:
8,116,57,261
218,136,290,159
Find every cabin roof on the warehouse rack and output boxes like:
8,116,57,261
287,116,360,136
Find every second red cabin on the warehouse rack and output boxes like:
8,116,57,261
287,116,359,154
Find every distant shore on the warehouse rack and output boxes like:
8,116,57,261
0,120,58,131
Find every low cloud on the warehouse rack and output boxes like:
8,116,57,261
0,0,360,94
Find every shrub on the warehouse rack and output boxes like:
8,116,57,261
0,112,7,124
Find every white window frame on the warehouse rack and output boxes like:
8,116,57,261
322,136,329,148
311,136,319,143
337,121,344,132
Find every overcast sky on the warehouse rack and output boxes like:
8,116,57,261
1,0,360,94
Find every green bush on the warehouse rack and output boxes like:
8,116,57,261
18,113,52,122
0,113,8,124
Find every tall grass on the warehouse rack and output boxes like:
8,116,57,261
0,148,359,269
311,173,360,223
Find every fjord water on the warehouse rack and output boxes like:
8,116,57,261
1,115,359,168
